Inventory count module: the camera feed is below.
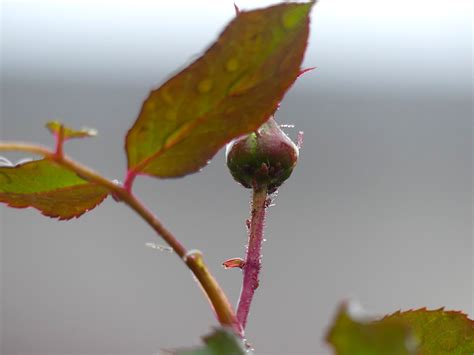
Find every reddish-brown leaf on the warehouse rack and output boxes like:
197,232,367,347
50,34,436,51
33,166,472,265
126,2,314,179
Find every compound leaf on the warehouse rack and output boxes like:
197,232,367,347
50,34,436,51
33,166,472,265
126,2,313,178
0,159,108,220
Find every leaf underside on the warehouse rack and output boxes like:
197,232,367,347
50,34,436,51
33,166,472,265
384,308,474,354
126,1,313,178
170,328,247,355
0,159,108,220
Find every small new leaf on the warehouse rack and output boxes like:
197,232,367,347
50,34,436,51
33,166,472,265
126,2,314,179
384,308,474,354
170,328,247,355
0,159,108,220
46,121,97,140
326,303,417,355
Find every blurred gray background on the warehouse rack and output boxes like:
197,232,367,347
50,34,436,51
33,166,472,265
1,0,472,354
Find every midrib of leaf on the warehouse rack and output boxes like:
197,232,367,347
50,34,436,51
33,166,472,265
0,181,102,198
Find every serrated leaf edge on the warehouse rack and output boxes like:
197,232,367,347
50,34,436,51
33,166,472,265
0,184,109,221
382,307,474,326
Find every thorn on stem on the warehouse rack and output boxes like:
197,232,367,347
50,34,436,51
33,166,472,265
222,258,246,269
264,196,272,208
245,218,251,230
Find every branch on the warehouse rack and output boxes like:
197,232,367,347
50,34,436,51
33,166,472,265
0,141,241,336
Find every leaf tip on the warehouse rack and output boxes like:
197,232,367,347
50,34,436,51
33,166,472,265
234,2,240,16
298,66,317,78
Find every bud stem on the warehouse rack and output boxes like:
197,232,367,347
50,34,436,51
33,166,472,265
236,185,268,329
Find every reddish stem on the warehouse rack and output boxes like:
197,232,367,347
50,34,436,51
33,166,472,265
123,170,137,193
236,186,268,329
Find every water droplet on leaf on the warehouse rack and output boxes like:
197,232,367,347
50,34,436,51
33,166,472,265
225,58,239,72
197,79,213,93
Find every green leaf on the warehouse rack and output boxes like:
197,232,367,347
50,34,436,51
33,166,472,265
46,121,98,140
169,328,247,355
326,303,417,355
0,159,108,220
126,2,314,178
384,308,474,354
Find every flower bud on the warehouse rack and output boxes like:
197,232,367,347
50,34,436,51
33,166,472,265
226,117,299,193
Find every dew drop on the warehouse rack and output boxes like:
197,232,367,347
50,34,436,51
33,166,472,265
243,338,254,353
245,219,251,230
145,242,173,253
197,78,213,93
225,58,239,72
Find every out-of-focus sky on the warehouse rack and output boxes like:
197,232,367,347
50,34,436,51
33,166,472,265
3,0,472,94
1,0,472,354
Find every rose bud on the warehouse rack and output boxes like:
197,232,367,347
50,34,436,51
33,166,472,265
226,117,299,193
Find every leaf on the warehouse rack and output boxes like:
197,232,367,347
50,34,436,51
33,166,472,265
169,328,247,355
46,121,97,140
0,159,108,220
384,308,474,354
326,303,417,355
126,2,314,178
327,304,474,355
